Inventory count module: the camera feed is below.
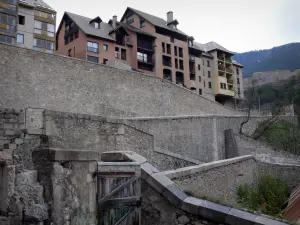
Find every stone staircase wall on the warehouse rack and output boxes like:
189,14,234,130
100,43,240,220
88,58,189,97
235,134,300,164
0,108,47,224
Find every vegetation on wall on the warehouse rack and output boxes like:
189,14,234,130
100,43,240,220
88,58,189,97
233,43,300,77
260,120,300,155
237,176,289,217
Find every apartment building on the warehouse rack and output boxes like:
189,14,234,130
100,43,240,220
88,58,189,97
56,7,244,104
0,0,56,53
0,0,18,44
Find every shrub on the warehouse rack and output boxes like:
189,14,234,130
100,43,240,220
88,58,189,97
237,176,289,216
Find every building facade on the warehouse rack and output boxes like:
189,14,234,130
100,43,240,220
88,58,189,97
0,0,56,53
56,7,244,104
0,0,18,44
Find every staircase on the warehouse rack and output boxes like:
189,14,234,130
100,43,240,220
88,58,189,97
235,135,300,164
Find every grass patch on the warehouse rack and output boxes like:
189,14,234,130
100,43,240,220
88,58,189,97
237,176,289,217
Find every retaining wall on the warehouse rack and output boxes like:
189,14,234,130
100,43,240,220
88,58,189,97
0,43,238,118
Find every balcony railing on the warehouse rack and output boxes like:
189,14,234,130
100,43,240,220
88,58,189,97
217,57,224,61
225,58,232,63
1,0,17,5
0,23,16,32
226,67,233,74
190,68,195,74
227,80,234,85
218,65,225,71
87,46,99,54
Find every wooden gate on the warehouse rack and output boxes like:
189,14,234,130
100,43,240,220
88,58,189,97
97,162,141,225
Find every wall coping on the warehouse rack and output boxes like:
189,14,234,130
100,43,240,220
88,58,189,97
162,155,254,179
101,151,290,225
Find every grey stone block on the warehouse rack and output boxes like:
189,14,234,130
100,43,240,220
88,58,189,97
16,170,37,186
162,184,188,208
198,200,231,223
225,208,256,225
145,174,174,194
254,216,289,225
181,196,205,215
24,204,48,222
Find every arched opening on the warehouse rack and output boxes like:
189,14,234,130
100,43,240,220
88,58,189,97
176,72,184,86
163,69,172,82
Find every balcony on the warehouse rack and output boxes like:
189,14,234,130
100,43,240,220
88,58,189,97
217,57,224,61
190,68,195,74
226,67,233,74
189,55,195,61
227,79,234,85
218,65,225,72
0,23,16,32
225,58,232,63
137,39,153,52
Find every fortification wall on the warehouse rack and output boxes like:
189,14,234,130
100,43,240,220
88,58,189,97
0,43,238,118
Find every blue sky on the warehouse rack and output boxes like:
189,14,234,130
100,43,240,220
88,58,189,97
49,0,300,53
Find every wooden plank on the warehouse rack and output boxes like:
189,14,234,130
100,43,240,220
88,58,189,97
100,197,140,208
98,177,138,206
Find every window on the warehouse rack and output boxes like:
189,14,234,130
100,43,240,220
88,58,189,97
198,64,200,70
137,52,148,63
74,31,79,39
209,82,212,88
103,44,108,51
68,49,72,57
18,15,25,25
34,20,55,37
170,37,174,43
199,76,201,82
238,88,241,94
33,38,54,53
103,58,108,64
220,83,227,89
167,44,171,54
87,42,99,53
204,81,206,87
203,59,204,65
179,47,183,57
179,59,184,70
87,55,98,63
17,33,24,44
174,46,177,56
162,43,165,53
115,47,119,58
121,49,126,60
208,71,211,78
236,68,239,74
237,78,240,84
140,18,145,28
0,13,16,30
0,34,14,44
207,60,210,67
94,22,99,29
199,89,202,95
126,14,134,25
175,58,178,69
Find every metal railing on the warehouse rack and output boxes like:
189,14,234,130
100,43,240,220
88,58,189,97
225,58,232,63
218,65,225,71
226,67,233,74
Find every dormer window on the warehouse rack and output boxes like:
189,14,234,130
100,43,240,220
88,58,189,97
94,22,100,29
89,16,102,29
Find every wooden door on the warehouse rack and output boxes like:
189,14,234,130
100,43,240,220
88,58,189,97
97,162,141,225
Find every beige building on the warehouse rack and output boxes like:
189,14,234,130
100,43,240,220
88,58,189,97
16,0,56,53
188,41,244,103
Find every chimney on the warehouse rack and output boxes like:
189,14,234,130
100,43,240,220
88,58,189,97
113,15,117,29
167,11,173,23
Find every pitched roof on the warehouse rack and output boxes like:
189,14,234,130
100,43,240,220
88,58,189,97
233,60,244,68
65,12,115,41
203,41,234,54
119,22,156,38
123,7,187,36
19,0,56,12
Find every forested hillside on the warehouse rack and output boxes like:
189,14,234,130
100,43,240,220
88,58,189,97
233,43,300,77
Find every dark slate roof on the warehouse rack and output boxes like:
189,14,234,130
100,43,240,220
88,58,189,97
203,41,234,54
124,7,187,36
65,12,115,41
35,0,55,11
119,22,156,38
233,60,244,68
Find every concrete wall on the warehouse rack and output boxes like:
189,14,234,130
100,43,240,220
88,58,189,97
0,42,238,118
172,157,257,201
257,162,300,192
124,115,289,162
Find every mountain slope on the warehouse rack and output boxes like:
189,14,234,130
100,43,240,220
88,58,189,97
233,43,300,77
